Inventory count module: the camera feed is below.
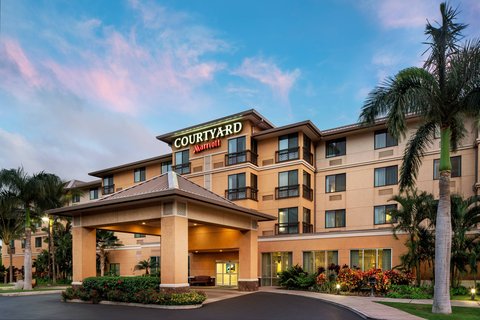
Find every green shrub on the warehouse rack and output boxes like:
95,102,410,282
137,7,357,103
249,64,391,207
386,285,433,299
82,276,160,300
450,286,468,296
278,265,315,290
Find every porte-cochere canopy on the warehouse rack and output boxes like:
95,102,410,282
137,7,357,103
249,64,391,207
48,171,274,291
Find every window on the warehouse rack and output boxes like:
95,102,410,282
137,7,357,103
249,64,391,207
21,239,25,249
277,207,298,234
303,208,313,233
72,194,80,203
103,175,114,195
433,156,461,179
10,240,15,249
277,133,299,162
326,138,346,158
134,167,146,183
303,251,339,274
261,252,292,286
374,166,398,187
227,173,246,200
325,173,346,193
174,150,190,174
303,171,313,200
134,234,146,238
350,249,391,271
109,263,120,276
374,130,398,149
35,237,42,248
303,135,313,164
277,170,299,199
325,209,346,228
161,161,172,174
227,136,247,165
150,256,160,275
374,204,397,225
89,188,99,200
250,173,258,200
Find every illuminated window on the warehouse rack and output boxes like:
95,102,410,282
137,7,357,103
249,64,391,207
325,173,346,193
374,204,397,225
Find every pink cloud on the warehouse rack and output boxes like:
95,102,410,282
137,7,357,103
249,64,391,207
233,57,300,103
2,38,42,88
372,0,437,29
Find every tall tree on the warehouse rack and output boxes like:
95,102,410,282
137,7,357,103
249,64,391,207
96,230,122,276
360,3,480,313
0,168,48,290
0,191,24,283
390,190,436,286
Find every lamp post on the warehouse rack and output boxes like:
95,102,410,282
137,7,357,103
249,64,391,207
471,288,476,301
369,276,376,297
335,283,341,295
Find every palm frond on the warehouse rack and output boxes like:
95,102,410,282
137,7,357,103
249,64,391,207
399,121,437,191
448,114,466,152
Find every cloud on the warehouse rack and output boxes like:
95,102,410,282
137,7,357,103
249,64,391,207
369,0,438,29
233,57,300,103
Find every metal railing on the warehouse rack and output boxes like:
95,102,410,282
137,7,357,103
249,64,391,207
275,222,299,235
225,187,258,201
302,222,314,234
275,147,300,163
302,185,313,201
225,150,258,166
103,184,115,195
303,147,313,165
172,162,191,175
275,184,300,199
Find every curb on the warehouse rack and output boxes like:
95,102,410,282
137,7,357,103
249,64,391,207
66,299,203,309
0,290,64,297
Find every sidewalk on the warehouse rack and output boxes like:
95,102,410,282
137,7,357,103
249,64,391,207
261,287,463,320
0,286,68,297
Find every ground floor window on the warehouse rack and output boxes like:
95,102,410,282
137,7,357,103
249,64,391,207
261,252,292,286
350,249,391,271
109,263,120,276
216,261,238,286
303,250,338,274
150,256,160,275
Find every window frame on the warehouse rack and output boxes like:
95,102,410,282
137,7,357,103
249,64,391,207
72,194,81,203
325,137,346,158
325,173,346,193
325,209,346,228
374,129,398,149
161,161,172,174
374,165,398,187
35,237,42,248
374,204,398,225
349,248,392,271
433,156,461,179
134,167,146,183
89,188,99,200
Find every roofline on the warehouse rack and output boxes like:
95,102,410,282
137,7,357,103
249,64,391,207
89,153,172,178
156,109,275,144
252,120,322,140
47,188,274,221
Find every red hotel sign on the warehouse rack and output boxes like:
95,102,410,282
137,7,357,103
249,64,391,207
193,139,221,153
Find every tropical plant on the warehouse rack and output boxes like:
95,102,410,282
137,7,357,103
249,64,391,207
0,191,24,283
389,190,436,286
450,194,480,287
359,3,480,313
96,230,123,276
134,258,159,275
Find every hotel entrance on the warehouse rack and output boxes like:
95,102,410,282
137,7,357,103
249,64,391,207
215,261,238,286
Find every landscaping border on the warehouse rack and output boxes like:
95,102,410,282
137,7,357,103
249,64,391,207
66,299,203,309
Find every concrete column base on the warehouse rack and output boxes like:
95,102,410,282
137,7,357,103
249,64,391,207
160,283,190,293
238,280,258,291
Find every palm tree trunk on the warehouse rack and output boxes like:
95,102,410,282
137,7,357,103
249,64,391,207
23,226,32,290
100,250,105,277
432,127,452,314
8,244,13,283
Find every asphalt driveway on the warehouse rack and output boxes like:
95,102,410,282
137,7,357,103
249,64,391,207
0,292,363,320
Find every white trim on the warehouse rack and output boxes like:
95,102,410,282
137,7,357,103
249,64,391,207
258,229,403,242
71,281,83,286
238,279,259,282
160,283,190,288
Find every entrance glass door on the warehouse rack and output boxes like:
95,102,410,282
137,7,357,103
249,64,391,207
215,261,238,286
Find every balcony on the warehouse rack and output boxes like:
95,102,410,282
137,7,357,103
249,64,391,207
103,184,115,195
172,162,191,175
225,187,258,201
275,147,300,163
302,222,314,234
275,222,299,235
275,185,300,199
225,150,258,166
7,247,15,254
302,185,313,201
303,147,313,165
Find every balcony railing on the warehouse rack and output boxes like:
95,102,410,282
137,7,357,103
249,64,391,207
303,147,314,165
275,222,299,235
302,222,314,234
275,147,300,163
275,184,300,199
302,185,313,201
225,150,258,166
172,162,191,175
7,247,15,254
103,184,115,195
225,187,258,201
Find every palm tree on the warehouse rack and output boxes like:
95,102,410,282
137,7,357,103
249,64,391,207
360,3,480,313
0,191,24,283
96,230,123,276
134,258,159,275
0,168,50,290
450,194,480,287
390,190,436,286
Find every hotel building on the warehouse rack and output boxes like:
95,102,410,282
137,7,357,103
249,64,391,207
3,109,479,289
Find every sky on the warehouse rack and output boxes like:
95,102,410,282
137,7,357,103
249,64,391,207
0,0,479,181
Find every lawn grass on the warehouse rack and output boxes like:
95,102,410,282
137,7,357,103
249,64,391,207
379,302,480,320
451,295,478,301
